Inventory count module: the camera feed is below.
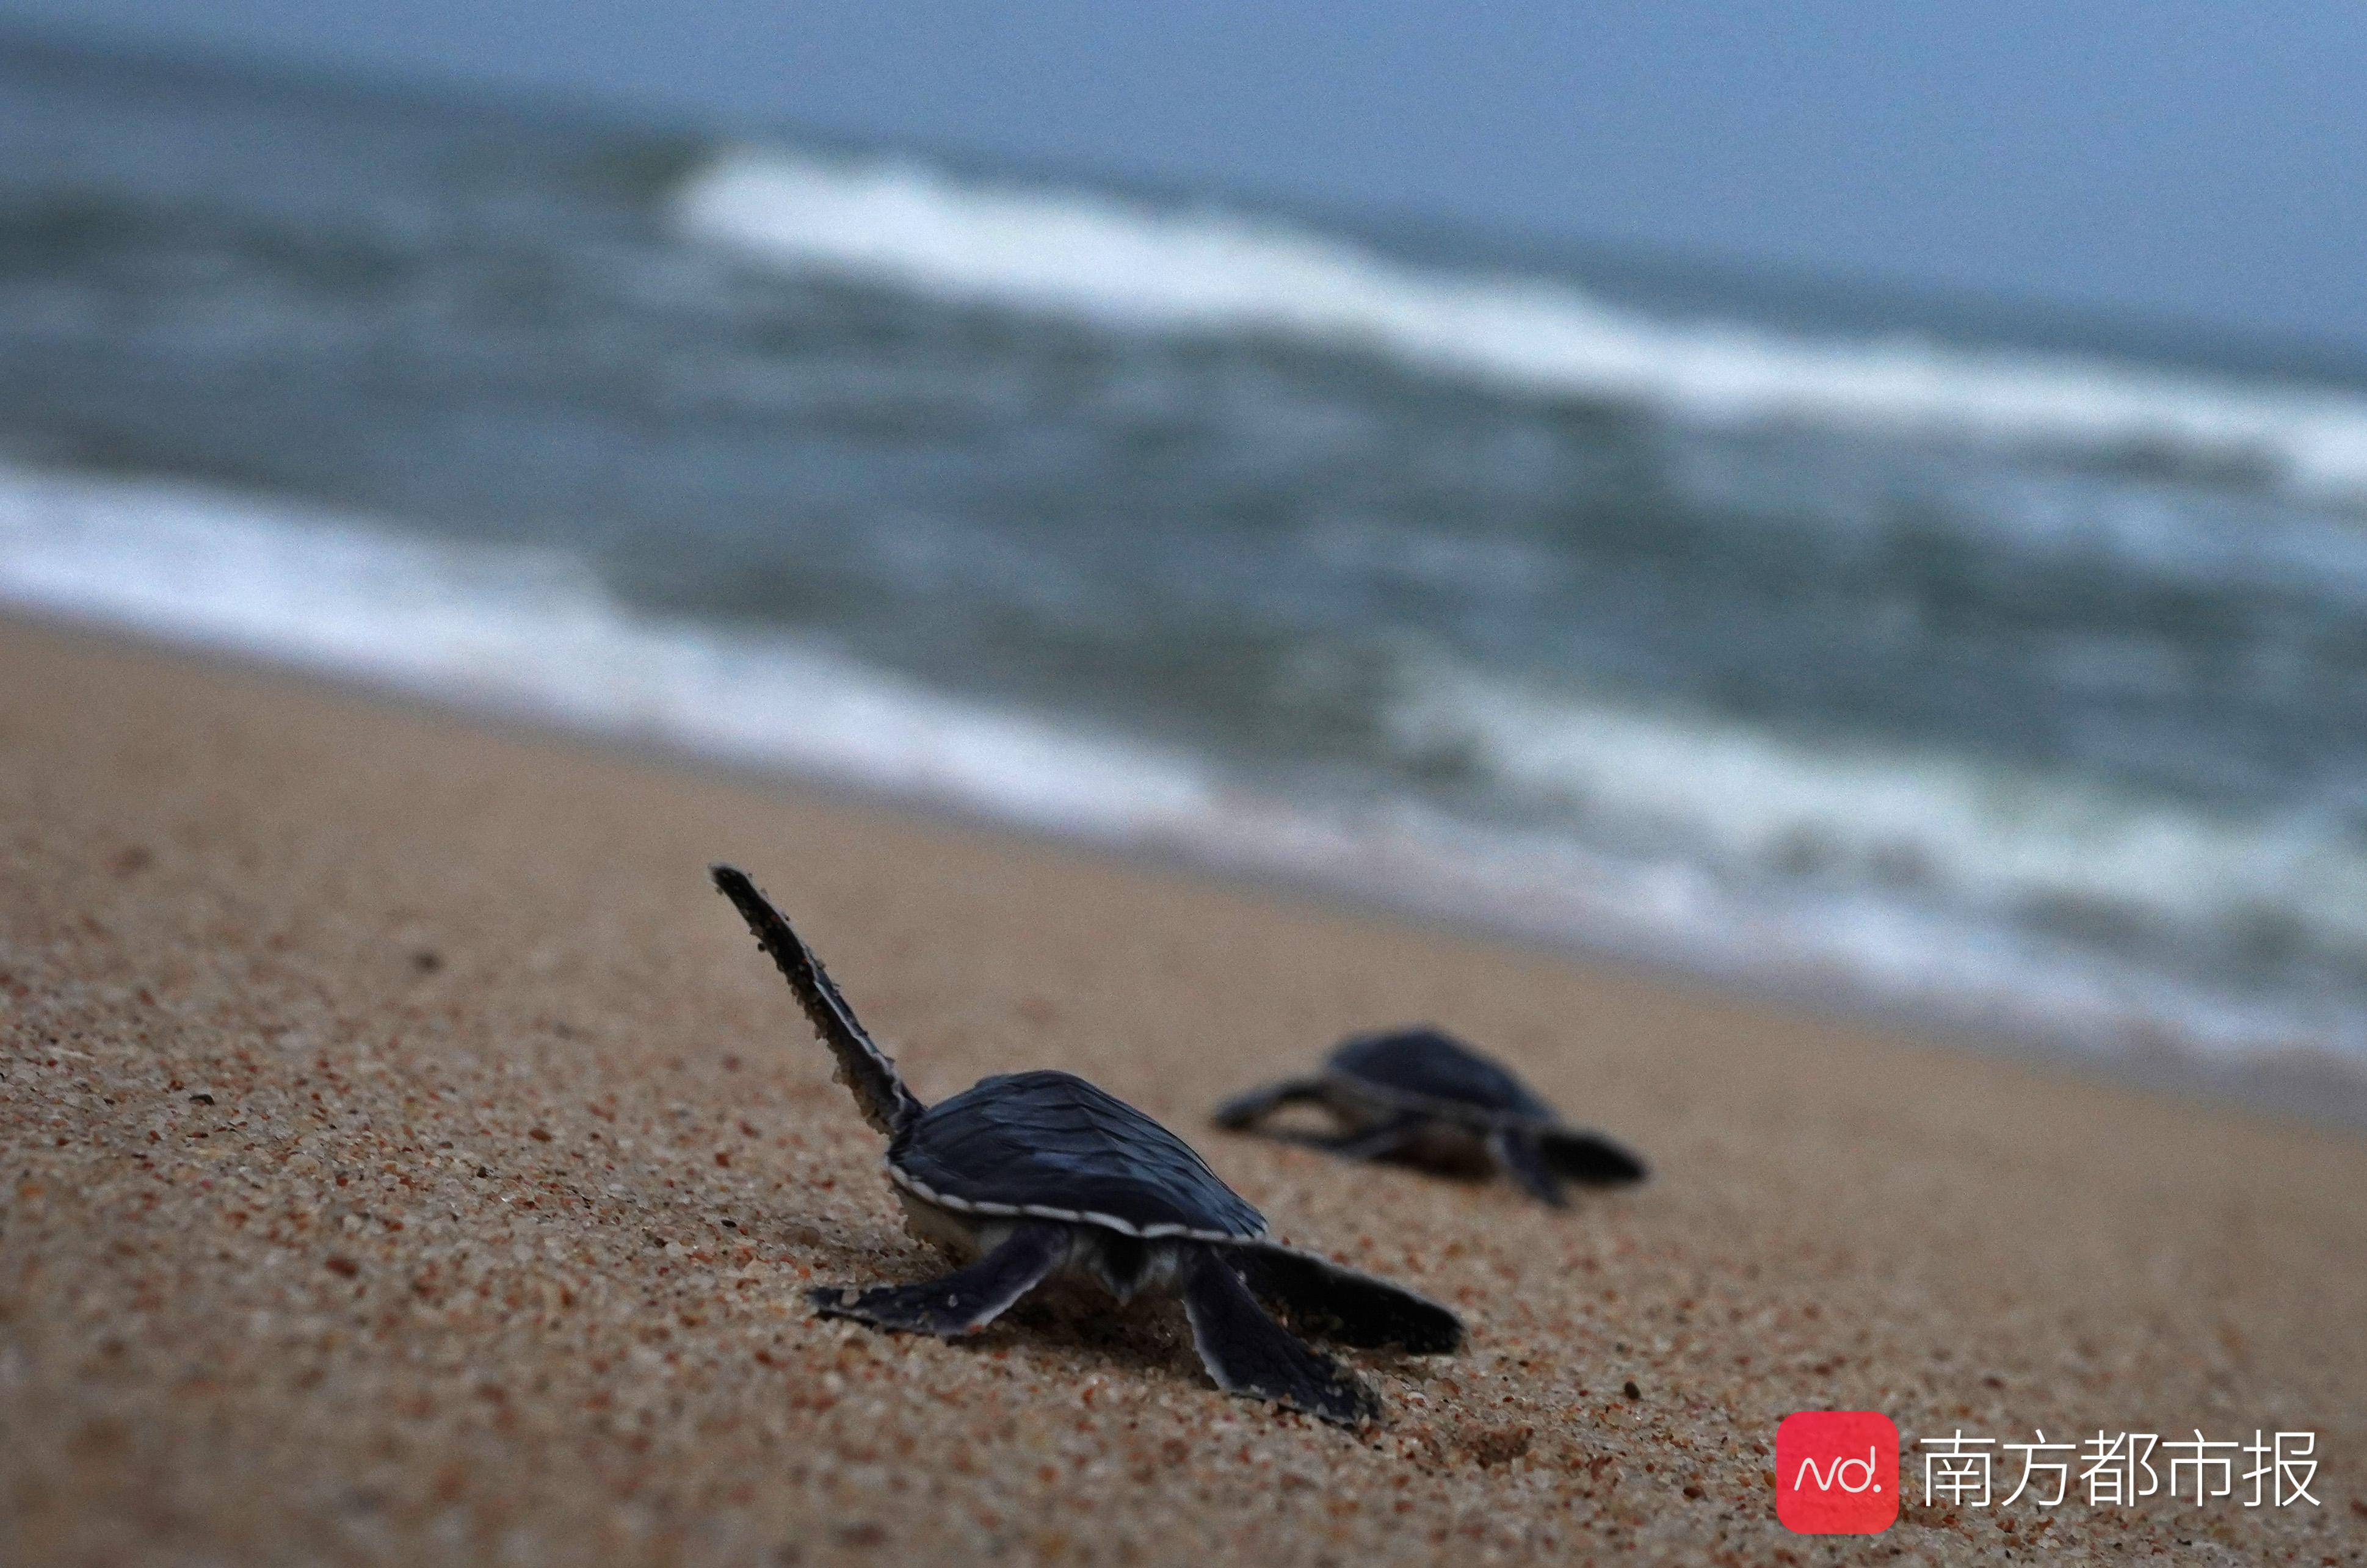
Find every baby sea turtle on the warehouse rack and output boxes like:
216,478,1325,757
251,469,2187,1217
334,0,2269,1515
1213,1026,1648,1207
712,865,1462,1426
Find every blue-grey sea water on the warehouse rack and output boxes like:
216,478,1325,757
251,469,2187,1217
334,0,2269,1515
5,38,2366,1079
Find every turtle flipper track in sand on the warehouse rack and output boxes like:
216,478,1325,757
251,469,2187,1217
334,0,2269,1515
711,864,924,1135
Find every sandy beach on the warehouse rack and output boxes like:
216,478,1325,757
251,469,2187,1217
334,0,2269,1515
2,615,2361,1565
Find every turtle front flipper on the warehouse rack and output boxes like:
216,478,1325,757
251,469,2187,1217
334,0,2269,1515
712,865,926,1136
1230,1243,1464,1353
809,1223,1067,1337
1180,1249,1380,1427
1270,1112,1421,1162
1537,1125,1648,1186
1209,1077,1327,1130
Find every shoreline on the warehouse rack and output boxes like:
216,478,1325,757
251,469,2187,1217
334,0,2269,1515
4,615,2362,1564
10,599,2363,1134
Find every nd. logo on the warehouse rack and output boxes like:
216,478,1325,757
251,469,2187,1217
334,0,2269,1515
1776,1411,1900,1533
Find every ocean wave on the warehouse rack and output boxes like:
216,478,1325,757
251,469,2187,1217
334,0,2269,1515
1383,659,2367,983
673,146,2367,508
3,460,2358,1066
0,461,1219,838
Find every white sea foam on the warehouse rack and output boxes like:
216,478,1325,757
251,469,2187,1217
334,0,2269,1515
2,460,2358,1069
1384,659,2367,977
674,146,2367,507
0,462,1217,840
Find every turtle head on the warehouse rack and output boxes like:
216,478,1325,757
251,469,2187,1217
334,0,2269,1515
711,864,926,1136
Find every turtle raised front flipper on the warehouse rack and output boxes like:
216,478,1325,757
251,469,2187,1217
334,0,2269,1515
1180,1249,1381,1426
810,1223,1068,1337
1229,1244,1465,1353
1536,1125,1648,1186
712,864,924,1136
1209,1077,1327,1130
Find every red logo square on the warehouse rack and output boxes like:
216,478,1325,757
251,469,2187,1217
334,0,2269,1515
1776,1411,1899,1534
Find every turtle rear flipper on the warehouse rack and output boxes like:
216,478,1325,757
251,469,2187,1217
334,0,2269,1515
712,864,926,1136
1537,1125,1648,1185
810,1223,1066,1337
1209,1077,1326,1130
1231,1243,1464,1354
1181,1249,1379,1427
1490,1127,1569,1208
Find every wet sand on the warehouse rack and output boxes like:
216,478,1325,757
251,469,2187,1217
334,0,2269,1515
3,616,2362,1565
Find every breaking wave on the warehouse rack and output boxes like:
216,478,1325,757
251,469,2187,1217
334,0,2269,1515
5,460,2362,1069
675,146,2367,508
0,461,1218,838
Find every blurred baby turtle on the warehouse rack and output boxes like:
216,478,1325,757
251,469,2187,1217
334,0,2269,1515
1213,1026,1648,1207
712,865,1463,1427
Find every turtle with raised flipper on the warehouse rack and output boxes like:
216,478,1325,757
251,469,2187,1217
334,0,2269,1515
711,865,1462,1427
1213,1027,1648,1208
